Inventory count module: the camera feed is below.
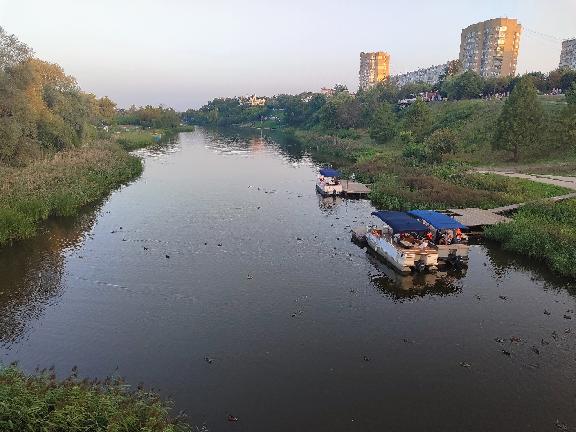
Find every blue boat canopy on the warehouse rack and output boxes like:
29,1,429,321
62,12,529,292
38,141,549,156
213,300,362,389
371,211,430,234
319,168,341,177
407,210,468,231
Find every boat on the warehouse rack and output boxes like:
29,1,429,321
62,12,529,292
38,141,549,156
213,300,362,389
316,168,343,196
407,210,470,266
364,211,439,274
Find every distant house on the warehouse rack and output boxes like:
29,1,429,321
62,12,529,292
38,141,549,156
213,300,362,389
248,95,266,106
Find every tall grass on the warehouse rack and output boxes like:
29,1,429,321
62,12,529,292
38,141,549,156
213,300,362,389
116,126,194,151
0,141,142,246
485,199,576,278
0,365,191,432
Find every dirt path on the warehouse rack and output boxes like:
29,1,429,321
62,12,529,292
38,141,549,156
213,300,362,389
475,170,576,191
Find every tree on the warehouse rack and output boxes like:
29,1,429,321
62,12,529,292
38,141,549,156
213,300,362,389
369,103,397,143
0,27,32,70
98,96,116,125
318,92,362,130
558,82,576,150
493,76,545,162
402,99,432,141
441,71,484,100
424,128,458,163
566,82,576,105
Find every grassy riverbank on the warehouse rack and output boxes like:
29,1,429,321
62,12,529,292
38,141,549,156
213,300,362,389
0,142,142,246
0,365,191,432
295,129,570,210
485,200,576,278
115,126,194,151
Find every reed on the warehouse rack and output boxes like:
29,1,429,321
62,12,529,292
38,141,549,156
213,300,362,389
0,365,191,432
485,199,576,278
0,141,143,246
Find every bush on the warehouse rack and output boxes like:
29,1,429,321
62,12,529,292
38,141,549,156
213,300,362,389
0,365,192,432
0,142,142,246
485,200,576,278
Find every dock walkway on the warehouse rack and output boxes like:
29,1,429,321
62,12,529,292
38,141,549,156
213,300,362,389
341,181,370,197
447,172,576,229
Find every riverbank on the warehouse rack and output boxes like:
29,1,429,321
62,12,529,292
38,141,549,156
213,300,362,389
0,141,142,246
0,365,191,432
115,126,194,151
485,199,576,278
294,129,571,210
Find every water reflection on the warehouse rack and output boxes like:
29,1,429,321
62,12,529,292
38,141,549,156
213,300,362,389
317,194,343,214
0,206,99,347
366,249,464,301
481,238,576,294
202,127,308,162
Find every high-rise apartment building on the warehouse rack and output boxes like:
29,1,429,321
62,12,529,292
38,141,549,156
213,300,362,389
459,18,521,78
359,51,390,90
559,39,576,70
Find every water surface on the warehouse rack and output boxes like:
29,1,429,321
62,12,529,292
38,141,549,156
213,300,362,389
1,129,575,431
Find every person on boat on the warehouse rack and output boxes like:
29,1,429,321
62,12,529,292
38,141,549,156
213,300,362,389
455,228,463,243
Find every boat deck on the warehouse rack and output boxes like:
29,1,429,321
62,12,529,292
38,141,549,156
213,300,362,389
341,181,370,196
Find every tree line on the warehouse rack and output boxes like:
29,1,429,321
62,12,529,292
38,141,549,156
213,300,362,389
185,66,576,163
0,27,117,165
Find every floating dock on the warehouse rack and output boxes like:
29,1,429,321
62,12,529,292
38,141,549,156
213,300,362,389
341,181,370,197
446,208,510,229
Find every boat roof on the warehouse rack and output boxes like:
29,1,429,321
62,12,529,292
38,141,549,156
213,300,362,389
319,167,341,177
371,211,429,234
407,210,468,230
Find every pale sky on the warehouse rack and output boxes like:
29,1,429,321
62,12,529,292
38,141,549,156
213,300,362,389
1,0,574,109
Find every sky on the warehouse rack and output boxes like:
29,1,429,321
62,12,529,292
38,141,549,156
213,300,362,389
0,0,574,110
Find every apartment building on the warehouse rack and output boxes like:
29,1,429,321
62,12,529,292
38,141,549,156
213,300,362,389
559,38,576,70
459,18,521,77
359,51,390,90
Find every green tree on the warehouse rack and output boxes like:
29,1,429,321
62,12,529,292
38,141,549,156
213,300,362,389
369,103,397,143
441,71,484,100
424,128,458,163
565,82,576,105
402,99,432,141
559,82,576,150
318,91,361,130
493,76,545,162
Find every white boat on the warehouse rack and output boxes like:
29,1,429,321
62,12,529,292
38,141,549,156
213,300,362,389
365,211,439,274
316,168,343,196
407,210,470,266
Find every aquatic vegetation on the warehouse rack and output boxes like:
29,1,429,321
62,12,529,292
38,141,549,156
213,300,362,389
0,142,143,246
116,126,194,151
0,365,191,432
485,199,576,278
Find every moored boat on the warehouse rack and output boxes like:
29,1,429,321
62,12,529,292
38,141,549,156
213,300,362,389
365,211,439,274
316,168,343,196
407,210,470,266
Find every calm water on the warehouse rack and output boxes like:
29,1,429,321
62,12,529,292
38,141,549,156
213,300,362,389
1,129,575,431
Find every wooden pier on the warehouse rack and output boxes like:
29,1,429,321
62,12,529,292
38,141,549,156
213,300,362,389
446,208,511,229
341,181,370,197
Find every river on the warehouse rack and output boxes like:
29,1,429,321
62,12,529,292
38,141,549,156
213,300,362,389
1,128,575,431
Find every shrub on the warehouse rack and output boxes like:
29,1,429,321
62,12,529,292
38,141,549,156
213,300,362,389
0,365,192,432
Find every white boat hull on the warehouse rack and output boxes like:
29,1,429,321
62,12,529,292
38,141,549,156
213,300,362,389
316,181,343,196
366,232,438,274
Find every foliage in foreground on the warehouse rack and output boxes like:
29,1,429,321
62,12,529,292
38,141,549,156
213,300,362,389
0,365,191,432
0,142,142,246
485,200,576,278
